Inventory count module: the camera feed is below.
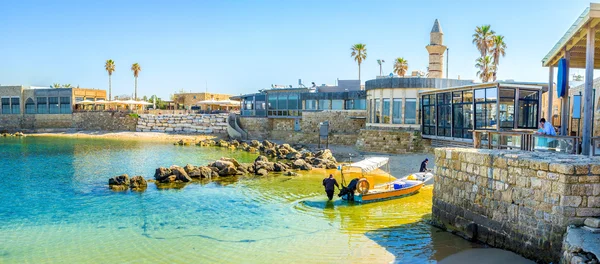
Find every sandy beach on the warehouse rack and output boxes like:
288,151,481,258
27,131,220,142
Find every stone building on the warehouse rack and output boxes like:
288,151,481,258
425,19,447,78
173,92,235,110
0,85,106,115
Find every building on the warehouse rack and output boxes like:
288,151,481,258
173,92,235,110
425,19,447,78
0,85,106,115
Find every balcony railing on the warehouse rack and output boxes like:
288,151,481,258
472,130,581,154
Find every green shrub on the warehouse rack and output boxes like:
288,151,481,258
128,113,140,119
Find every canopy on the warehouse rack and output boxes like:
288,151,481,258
196,99,240,106
75,100,95,105
346,157,389,173
94,100,109,104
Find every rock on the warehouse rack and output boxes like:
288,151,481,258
169,166,192,182
262,140,274,148
198,166,215,178
220,157,240,167
255,155,269,163
130,176,147,190
277,148,290,156
214,160,235,170
286,152,302,160
239,142,249,149
254,161,275,172
218,140,229,147
280,144,296,153
241,163,255,173
256,168,268,176
315,149,336,162
1,133,9,137
585,218,600,228
292,159,313,170
301,151,313,159
273,162,289,172
183,164,197,174
108,174,130,186
218,166,238,176
250,140,261,147
211,171,220,179
246,147,257,153
284,171,299,176
265,148,277,157
14,132,24,137
229,140,240,147
154,167,172,181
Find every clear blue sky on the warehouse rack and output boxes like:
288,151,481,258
0,0,595,99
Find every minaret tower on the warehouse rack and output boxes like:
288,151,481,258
426,19,447,78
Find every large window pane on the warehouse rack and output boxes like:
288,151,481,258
475,89,486,102
374,99,380,123
268,95,277,110
2,98,10,114
37,97,47,114
486,103,497,129
354,99,366,110
475,103,485,129
305,100,316,110
485,88,498,101
11,97,20,114
319,100,330,110
463,91,473,102
25,98,35,114
405,98,416,124
519,90,538,99
288,94,298,110
382,99,390,123
518,100,538,128
331,100,344,110
60,97,71,114
499,98,515,128
278,94,288,110
393,99,402,124
49,97,59,114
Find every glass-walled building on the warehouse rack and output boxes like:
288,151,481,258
420,82,543,141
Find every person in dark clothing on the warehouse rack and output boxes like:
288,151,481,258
322,174,339,201
419,158,430,172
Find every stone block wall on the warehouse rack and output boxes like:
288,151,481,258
432,148,600,263
73,112,137,131
355,128,428,153
239,117,271,139
0,115,22,131
136,114,228,134
301,110,366,134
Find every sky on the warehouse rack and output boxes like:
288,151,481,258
0,0,596,99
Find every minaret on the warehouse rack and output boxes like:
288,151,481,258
426,19,447,78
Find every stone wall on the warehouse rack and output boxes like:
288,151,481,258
136,114,228,134
73,112,137,131
432,148,600,263
356,128,429,153
300,110,366,134
239,117,271,139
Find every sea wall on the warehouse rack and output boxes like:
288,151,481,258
432,148,600,263
1,112,135,132
356,128,429,153
73,112,137,131
136,114,228,134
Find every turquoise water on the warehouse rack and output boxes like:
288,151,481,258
0,137,477,263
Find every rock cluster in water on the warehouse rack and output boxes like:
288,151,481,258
108,174,148,191
1,132,25,137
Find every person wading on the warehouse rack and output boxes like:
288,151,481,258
322,174,339,201
419,158,430,172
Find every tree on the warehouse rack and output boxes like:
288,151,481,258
131,63,141,100
350,43,367,85
52,83,61,88
472,25,495,57
105,59,116,100
393,57,409,77
476,56,495,83
63,84,72,88
490,35,507,81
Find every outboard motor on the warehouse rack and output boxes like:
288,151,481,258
338,178,359,201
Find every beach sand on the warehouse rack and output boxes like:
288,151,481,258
27,131,220,142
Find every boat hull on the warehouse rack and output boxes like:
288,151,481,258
342,182,424,203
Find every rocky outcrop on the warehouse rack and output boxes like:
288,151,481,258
130,176,147,190
292,159,313,170
108,174,130,190
153,166,192,183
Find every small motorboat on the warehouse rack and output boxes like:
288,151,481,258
338,157,433,203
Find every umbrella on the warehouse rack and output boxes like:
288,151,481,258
75,100,95,105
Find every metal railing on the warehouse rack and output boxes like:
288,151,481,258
472,130,581,154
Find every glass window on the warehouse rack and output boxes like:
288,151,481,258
474,88,497,130
1,98,10,114
475,89,486,102
519,90,538,99
25,98,35,114
463,91,473,102
288,94,299,110
11,97,20,114
452,92,462,104
485,88,498,101
374,99,380,123
60,97,71,114
499,89,515,128
518,90,539,129
319,100,330,110
354,99,366,110
49,97,59,114
37,97,47,114
382,99,390,123
332,100,344,110
277,94,288,110
436,93,451,137
393,99,402,124
305,100,317,110
268,95,277,110
405,98,416,124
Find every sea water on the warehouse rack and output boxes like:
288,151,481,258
0,137,478,263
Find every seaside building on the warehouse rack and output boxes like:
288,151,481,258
0,85,106,115
173,92,238,111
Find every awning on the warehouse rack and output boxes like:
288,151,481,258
196,99,240,106
346,157,389,173
75,100,95,104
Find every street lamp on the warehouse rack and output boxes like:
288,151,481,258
377,59,385,77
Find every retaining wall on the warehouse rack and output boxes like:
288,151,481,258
356,128,428,153
432,148,600,263
0,112,136,132
73,112,137,131
136,114,228,134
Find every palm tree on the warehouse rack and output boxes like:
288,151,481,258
393,57,409,77
131,63,141,100
476,56,495,83
350,43,367,85
63,84,72,88
472,25,495,57
52,83,61,88
490,35,507,81
105,59,116,100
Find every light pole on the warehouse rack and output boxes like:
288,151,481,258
377,59,385,76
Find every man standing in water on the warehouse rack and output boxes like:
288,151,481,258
322,174,339,201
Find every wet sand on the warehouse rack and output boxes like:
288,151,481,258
28,131,219,142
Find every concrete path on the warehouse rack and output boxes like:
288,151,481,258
439,248,535,264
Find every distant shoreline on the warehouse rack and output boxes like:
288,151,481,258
27,131,221,142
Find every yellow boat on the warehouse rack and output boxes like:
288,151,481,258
339,157,433,203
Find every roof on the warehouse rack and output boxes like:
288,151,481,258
419,81,544,95
431,19,442,33
346,157,389,173
542,3,600,68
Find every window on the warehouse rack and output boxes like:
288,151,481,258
499,89,515,128
518,90,539,129
451,91,474,139
37,97,48,114
277,94,288,110
305,100,317,110
474,88,497,129
374,99,380,123
319,100,330,110
436,93,451,137
267,95,277,115
49,97,59,114
382,99,390,123
405,98,417,124
11,97,20,114
332,100,344,110
421,95,435,135
25,98,35,114
367,99,372,122
60,97,71,113
255,94,266,116
1,98,10,114
392,99,402,124
288,94,299,110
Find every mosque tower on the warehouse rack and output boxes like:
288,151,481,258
425,19,447,78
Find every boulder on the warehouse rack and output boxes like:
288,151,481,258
169,166,192,182
14,132,24,137
254,161,275,172
241,163,255,173
262,140,275,148
198,166,215,178
183,164,197,174
279,144,296,153
109,174,130,186
277,148,290,156
218,140,229,147
285,152,302,160
284,171,299,176
264,148,277,157
273,162,289,172
314,149,335,162
292,159,313,170
301,151,313,159
220,157,240,167
246,147,257,153
239,142,249,149
229,140,240,147
154,167,172,182
256,168,268,176
255,155,269,163
130,176,147,189
250,140,261,147
214,160,235,171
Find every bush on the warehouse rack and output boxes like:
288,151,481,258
128,113,140,119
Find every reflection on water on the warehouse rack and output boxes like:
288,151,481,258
0,137,478,263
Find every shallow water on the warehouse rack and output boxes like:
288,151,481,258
0,137,478,263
